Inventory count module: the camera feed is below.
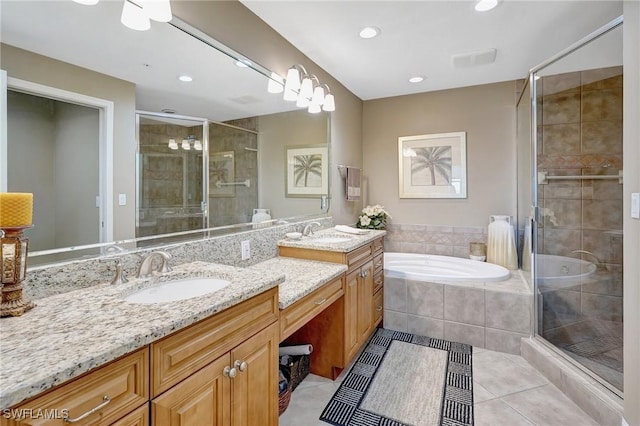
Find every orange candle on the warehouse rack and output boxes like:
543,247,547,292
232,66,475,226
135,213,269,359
0,192,34,228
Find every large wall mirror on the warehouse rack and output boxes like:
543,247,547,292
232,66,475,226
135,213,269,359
1,1,330,264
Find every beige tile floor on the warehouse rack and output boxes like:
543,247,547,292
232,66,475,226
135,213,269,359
279,347,599,426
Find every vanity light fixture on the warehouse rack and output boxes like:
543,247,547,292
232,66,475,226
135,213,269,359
267,72,284,94
275,64,336,113
71,0,172,31
359,26,381,39
474,0,500,12
72,0,100,5
168,138,178,150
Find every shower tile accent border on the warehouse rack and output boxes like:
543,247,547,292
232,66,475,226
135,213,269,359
24,217,334,300
384,223,488,259
383,270,532,355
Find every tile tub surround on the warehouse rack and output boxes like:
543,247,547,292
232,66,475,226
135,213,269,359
0,261,286,409
246,257,347,309
521,337,623,426
23,216,334,300
384,270,532,355
383,223,488,259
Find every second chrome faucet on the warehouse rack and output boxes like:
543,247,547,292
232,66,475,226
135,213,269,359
137,251,172,278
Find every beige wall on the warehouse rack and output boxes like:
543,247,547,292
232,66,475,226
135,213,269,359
1,44,137,241
258,110,328,219
623,2,640,424
363,81,517,227
171,0,364,226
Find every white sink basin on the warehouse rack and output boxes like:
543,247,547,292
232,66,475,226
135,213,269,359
124,277,230,304
311,236,353,244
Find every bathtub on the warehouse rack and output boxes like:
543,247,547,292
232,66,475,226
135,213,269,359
384,252,510,282
536,254,596,287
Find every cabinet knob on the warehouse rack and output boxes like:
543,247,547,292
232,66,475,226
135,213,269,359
234,360,248,372
223,366,238,378
360,270,369,278
64,395,111,423
376,306,383,312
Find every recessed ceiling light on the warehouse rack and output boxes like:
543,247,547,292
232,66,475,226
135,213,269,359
161,108,176,114
359,26,381,39
178,75,193,82
409,76,425,83
475,0,500,12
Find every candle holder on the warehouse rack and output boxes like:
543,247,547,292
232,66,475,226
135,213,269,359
1,226,35,317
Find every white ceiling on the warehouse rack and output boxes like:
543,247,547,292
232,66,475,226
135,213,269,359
0,0,624,119
241,0,623,100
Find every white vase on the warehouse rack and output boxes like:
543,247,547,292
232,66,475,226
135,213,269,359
487,215,518,269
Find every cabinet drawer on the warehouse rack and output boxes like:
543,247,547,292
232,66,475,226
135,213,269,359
372,237,384,254
7,348,149,426
280,277,344,341
373,270,384,294
151,288,278,397
373,289,383,327
346,244,373,270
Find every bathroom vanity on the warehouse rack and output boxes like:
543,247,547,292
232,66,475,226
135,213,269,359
277,231,385,379
0,229,385,425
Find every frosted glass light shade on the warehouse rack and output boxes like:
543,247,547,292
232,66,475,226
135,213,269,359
181,139,191,150
299,77,313,99
193,140,203,151
296,94,310,108
308,103,321,114
322,93,335,112
284,67,301,92
121,0,150,31
267,72,284,94
311,86,325,106
168,138,178,150
139,0,172,22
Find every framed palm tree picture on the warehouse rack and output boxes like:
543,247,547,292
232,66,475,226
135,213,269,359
398,132,467,198
285,144,328,198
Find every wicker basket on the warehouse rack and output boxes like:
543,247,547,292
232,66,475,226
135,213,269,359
288,354,310,391
278,382,292,415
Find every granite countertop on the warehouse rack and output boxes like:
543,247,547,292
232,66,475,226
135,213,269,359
0,261,285,409
277,227,386,253
248,257,348,309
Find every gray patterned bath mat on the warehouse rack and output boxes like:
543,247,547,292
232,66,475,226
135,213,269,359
320,328,473,426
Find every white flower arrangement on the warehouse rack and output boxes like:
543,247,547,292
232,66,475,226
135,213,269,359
356,204,392,230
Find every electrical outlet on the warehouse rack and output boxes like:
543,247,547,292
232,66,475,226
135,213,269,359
241,240,251,260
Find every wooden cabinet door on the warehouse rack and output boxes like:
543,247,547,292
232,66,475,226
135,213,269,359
229,323,279,426
344,268,360,362
357,260,375,343
152,354,230,426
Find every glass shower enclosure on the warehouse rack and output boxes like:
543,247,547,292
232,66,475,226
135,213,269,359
518,17,624,395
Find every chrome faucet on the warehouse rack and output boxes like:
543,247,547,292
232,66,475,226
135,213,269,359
302,221,321,236
137,251,172,278
109,258,129,285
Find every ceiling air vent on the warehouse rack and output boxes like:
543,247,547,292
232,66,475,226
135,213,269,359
451,48,497,68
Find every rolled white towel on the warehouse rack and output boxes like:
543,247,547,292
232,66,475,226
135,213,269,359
279,344,313,356
335,225,367,235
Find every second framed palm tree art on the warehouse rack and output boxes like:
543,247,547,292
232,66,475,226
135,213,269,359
285,144,329,198
398,132,467,198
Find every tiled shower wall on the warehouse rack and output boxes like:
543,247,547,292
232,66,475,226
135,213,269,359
384,223,488,259
138,123,204,236
537,66,623,328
